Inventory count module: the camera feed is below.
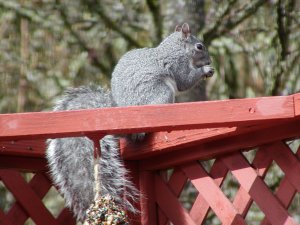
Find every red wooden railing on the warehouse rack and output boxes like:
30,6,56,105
0,93,300,224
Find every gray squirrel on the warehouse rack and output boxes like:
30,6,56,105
46,23,214,222
46,87,139,222
112,23,213,107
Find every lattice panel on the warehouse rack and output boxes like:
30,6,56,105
152,141,300,225
0,171,75,225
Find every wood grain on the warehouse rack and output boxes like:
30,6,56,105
0,170,58,225
155,175,196,225
294,93,300,117
0,95,295,141
181,162,246,225
0,139,45,157
139,118,300,170
222,153,298,225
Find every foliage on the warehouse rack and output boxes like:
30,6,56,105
0,0,299,224
0,0,299,113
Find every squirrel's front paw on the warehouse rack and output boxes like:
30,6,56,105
202,65,214,78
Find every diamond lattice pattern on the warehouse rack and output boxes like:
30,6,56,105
0,171,75,225
155,141,300,225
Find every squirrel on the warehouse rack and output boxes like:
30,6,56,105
112,23,213,106
46,23,214,222
46,86,139,222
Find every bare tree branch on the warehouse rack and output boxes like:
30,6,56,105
18,2,29,113
146,0,163,45
203,0,238,44
232,32,266,82
185,0,206,32
271,0,296,95
203,0,266,45
290,53,300,92
55,1,110,75
0,0,111,74
85,0,142,48
0,1,57,31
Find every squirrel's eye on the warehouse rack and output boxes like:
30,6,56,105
195,43,204,51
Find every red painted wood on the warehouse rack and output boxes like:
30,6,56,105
124,161,141,225
0,94,299,224
158,168,188,225
261,178,297,225
140,171,157,225
232,147,273,217
155,175,196,225
0,170,59,225
0,140,46,171
140,118,300,170
262,143,300,225
181,162,246,225
222,153,297,225
4,173,52,224
0,210,14,225
294,93,300,117
1,117,296,171
0,155,47,171
267,142,300,193
0,95,295,141
189,159,228,224
272,146,300,209
0,126,249,160
29,173,52,197
3,120,298,172
167,169,187,195
0,140,45,157
275,178,297,208
121,127,237,160
56,208,76,225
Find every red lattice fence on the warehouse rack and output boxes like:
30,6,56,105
142,142,300,225
0,93,300,224
0,171,75,225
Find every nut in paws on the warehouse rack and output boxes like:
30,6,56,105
202,65,214,78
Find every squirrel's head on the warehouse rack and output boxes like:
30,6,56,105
174,23,211,68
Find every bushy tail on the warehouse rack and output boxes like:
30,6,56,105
46,86,139,221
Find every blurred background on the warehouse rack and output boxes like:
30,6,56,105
0,0,300,224
0,0,299,113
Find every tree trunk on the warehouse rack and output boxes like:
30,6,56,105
17,0,29,113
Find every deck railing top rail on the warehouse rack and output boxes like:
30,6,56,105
0,93,299,141
1,93,300,171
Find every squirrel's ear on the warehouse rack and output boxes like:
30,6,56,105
181,23,191,39
175,25,182,32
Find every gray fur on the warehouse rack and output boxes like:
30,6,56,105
46,23,214,222
46,86,138,222
111,23,214,107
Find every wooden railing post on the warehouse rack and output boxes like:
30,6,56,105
140,170,157,225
